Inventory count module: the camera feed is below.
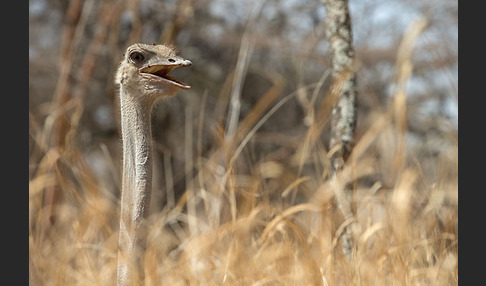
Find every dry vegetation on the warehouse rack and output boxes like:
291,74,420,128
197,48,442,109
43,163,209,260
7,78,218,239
29,0,457,285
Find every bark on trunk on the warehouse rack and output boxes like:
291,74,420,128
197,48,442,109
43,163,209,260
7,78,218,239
323,0,358,171
323,0,358,260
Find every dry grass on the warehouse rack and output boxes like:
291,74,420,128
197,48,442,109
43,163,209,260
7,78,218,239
29,87,457,286
29,15,457,286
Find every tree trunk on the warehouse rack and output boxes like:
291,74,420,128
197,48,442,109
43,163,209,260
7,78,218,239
323,0,357,170
323,0,358,259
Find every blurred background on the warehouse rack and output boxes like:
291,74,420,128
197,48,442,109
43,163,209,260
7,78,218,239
29,1,458,284
29,0,457,212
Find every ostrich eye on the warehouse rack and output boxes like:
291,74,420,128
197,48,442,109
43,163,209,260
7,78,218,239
129,51,145,63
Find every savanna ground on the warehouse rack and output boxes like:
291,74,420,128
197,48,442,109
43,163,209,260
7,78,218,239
29,0,458,285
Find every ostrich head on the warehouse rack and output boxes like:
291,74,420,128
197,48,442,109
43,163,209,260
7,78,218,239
115,43,192,102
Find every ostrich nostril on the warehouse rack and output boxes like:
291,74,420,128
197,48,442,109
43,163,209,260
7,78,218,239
168,58,175,63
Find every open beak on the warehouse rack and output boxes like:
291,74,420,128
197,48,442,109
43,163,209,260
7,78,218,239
139,58,192,89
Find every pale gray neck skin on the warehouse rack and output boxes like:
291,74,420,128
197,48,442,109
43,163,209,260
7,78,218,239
115,43,191,286
117,85,155,285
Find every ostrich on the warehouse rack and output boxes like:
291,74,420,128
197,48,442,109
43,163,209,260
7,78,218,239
114,43,192,285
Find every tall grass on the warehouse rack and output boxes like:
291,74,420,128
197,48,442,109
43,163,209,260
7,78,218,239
28,87,457,286
29,21,457,286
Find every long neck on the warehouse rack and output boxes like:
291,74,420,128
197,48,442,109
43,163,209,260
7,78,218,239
117,86,155,285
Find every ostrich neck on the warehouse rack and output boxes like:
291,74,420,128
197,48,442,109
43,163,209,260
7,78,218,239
117,85,155,285
120,90,154,222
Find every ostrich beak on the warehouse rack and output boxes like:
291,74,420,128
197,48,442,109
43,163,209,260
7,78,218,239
140,58,192,89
